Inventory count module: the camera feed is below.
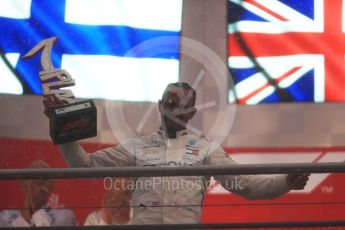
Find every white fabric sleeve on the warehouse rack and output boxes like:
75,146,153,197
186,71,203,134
83,212,96,226
32,209,51,226
51,209,77,226
0,219,8,227
205,143,290,200
59,141,134,168
10,216,30,227
84,210,104,226
0,211,10,227
0,210,27,227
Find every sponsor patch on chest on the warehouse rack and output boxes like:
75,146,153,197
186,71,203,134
144,148,160,155
185,144,199,156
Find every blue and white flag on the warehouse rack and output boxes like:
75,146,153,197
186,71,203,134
0,0,183,102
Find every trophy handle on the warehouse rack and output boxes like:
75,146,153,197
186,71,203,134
23,37,57,71
23,37,75,102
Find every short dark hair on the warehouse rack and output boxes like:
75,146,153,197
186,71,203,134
163,82,196,106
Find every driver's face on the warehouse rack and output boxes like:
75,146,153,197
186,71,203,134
159,87,196,133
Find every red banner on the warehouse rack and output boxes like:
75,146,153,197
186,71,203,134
1,138,344,226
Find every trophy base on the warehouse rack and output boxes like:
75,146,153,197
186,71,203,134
49,100,97,145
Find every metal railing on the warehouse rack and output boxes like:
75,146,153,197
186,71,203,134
0,162,345,180
2,220,345,229
1,162,345,229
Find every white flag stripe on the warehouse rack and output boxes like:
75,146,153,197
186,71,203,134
228,0,323,33
314,0,325,32
61,55,178,102
230,0,286,23
228,55,325,102
312,55,325,102
228,90,236,103
278,65,313,88
233,72,268,98
65,0,183,31
228,56,254,68
229,22,322,33
245,86,274,104
0,0,31,18
228,55,320,69
0,53,23,94
252,0,318,23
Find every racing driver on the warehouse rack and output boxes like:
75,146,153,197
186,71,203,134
44,82,310,224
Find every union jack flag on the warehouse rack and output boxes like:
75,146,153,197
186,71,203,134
228,0,345,104
0,0,182,102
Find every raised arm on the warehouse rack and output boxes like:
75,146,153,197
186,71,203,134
43,94,133,168
205,143,309,200
59,141,134,168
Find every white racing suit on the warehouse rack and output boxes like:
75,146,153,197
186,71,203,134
59,129,289,224
0,206,76,227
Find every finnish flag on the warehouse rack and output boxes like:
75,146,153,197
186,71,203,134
0,0,183,102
